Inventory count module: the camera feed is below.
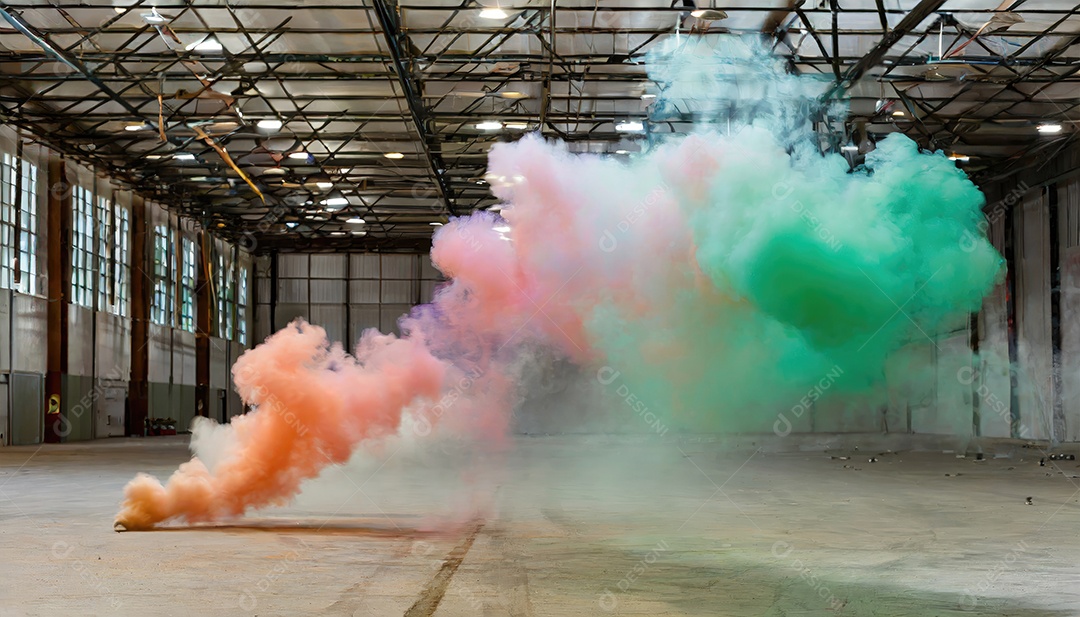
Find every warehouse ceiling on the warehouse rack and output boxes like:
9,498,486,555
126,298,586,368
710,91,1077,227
0,0,1078,251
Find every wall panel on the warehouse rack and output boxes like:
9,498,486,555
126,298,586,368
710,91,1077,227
174,330,197,386
1016,192,1054,440
11,295,47,373
67,306,94,377
95,313,131,380
309,304,346,344
1060,180,1080,441
209,337,229,390
148,323,172,384
10,372,42,445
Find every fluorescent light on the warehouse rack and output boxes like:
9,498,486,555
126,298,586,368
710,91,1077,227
346,217,365,224
287,151,309,160
640,93,656,100
174,153,195,160
321,197,349,207
840,145,859,152
504,122,528,130
186,36,223,52
256,119,283,130
352,230,367,236
1037,123,1063,134
304,214,327,221
476,121,504,130
691,8,728,19
145,154,163,160
615,150,630,155
285,222,298,228
488,205,502,212
499,91,528,99
124,123,146,131
330,231,346,236
615,121,644,132
492,225,511,233
384,152,405,159
891,110,906,117
430,222,444,226
315,181,333,189
948,153,970,162
479,8,508,19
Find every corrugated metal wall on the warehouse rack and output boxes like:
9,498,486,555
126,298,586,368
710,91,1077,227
258,252,442,348
974,158,1080,444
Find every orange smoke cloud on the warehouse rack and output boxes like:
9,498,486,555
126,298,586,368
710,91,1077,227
115,321,446,530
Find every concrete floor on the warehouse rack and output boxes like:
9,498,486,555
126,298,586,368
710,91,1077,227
1,435,1079,616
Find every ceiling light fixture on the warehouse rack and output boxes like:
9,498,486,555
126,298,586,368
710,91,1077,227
430,222,444,226
124,123,147,132
640,93,657,100
891,110,906,117
346,217,366,225
384,152,405,159
321,190,349,210
1037,123,1063,134
256,119,283,130
498,91,528,99
504,122,529,130
174,153,195,161
186,34,223,53
492,225,511,233
840,145,859,152
287,151,309,160
615,121,645,132
479,7,509,19
352,230,367,236
315,181,333,189
476,120,504,130
285,222,299,229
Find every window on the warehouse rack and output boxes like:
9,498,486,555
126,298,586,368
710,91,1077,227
71,185,95,307
179,238,196,332
216,251,235,340
237,265,248,345
113,203,130,316
150,225,175,325
96,195,112,310
0,154,38,295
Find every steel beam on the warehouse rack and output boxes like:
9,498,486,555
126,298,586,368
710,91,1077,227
371,0,456,216
824,0,949,99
